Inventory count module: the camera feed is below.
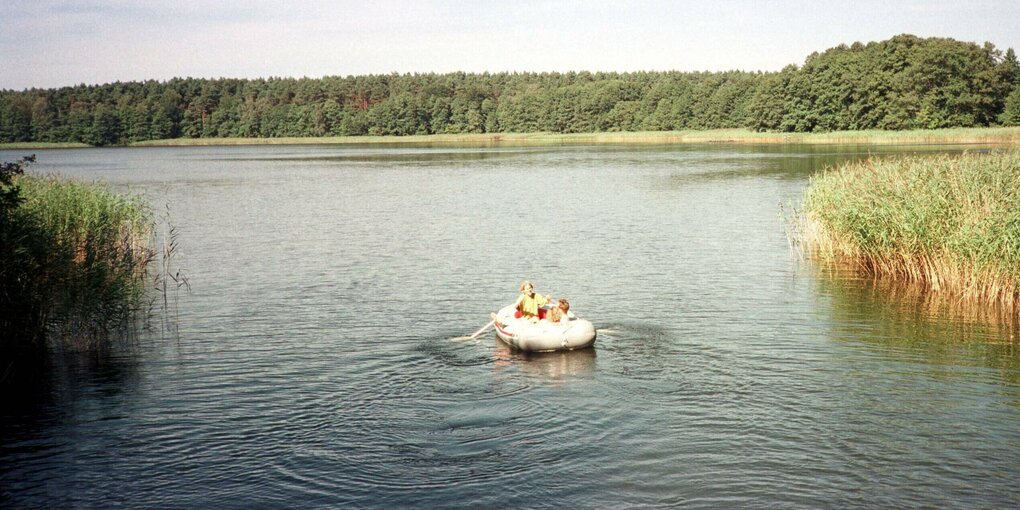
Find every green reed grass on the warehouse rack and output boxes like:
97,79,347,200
11,174,153,347
0,142,91,149
131,127,1020,147
798,150,1020,314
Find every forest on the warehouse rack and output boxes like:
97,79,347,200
2,34,1019,146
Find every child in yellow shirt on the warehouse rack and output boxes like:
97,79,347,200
514,280,550,322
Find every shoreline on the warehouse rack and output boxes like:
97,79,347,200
4,127,1020,150
0,142,91,150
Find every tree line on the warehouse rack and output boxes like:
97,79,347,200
2,34,1019,146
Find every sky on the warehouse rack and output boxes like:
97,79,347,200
2,0,1019,90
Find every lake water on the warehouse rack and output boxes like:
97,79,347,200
2,143,1019,508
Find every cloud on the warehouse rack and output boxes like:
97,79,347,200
2,0,1018,89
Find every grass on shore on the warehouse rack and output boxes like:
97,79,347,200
0,142,90,150
3,128,1018,149
126,127,1020,148
796,149,1020,316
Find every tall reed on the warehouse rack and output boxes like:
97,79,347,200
154,204,189,337
8,174,154,348
797,150,1020,314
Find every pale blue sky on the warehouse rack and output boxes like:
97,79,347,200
2,0,1018,90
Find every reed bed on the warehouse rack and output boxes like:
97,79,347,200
0,142,91,149
132,127,1020,147
798,150,1020,316
8,174,153,347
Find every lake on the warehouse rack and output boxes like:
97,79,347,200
2,143,1019,508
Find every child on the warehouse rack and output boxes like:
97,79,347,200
547,306,563,323
547,298,572,323
558,298,572,321
514,280,551,322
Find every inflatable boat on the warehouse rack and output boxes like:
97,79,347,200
492,304,596,352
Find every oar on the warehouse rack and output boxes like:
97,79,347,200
468,320,495,339
452,319,495,342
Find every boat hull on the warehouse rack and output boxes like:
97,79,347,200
492,305,596,352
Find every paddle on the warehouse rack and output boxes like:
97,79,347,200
468,320,495,339
452,319,495,342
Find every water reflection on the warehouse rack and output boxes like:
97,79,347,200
220,148,545,164
660,144,1002,186
491,339,596,383
816,266,1020,385
0,337,143,480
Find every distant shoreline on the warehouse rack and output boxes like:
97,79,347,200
3,127,1020,150
0,142,92,150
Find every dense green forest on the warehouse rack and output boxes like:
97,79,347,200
2,34,1019,146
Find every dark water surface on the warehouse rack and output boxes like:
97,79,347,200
2,143,1019,508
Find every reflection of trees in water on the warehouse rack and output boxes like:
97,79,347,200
815,264,1020,384
2,335,142,428
492,339,596,383
0,343,142,500
660,144,986,187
